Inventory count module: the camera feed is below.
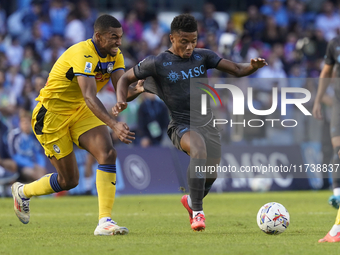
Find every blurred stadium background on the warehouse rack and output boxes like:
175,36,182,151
0,0,336,196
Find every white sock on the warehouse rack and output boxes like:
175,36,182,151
187,195,192,208
99,217,111,225
193,211,204,218
334,188,340,197
329,224,340,236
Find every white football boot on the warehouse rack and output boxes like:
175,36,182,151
94,218,129,236
11,182,30,224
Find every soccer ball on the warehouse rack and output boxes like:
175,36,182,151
256,202,290,235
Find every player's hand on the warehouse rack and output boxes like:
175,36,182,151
112,122,135,144
312,102,323,120
135,79,145,94
251,58,268,69
112,102,128,116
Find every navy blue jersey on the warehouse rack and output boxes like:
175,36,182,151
134,48,222,126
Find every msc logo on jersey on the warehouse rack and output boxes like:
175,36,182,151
84,62,92,73
167,70,180,83
181,65,205,80
167,65,206,82
163,62,172,66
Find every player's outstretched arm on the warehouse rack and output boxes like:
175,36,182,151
216,58,267,77
313,64,333,120
126,79,145,102
77,75,135,144
111,69,144,102
112,68,139,116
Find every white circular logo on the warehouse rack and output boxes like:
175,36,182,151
53,144,60,153
107,63,114,73
123,155,151,190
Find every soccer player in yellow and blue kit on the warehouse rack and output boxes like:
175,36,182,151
11,14,144,236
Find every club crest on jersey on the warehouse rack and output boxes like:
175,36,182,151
53,144,60,153
194,54,202,60
107,63,114,73
84,62,92,73
167,70,180,83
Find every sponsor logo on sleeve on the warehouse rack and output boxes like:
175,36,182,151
84,62,92,73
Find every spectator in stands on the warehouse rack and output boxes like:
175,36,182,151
42,34,66,66
21,44,36,77
315,0,340,41
142,16,166,50
8,110,46,182
6,66,25,103
133,0,155,25
6,36,24,67
0,118,19,185
27,20,47,54
64,9,85,47
202,2,220,34
49,0,70,36
137,93,169,147
17,77,35,112
78,0,97,40
0,69,17,126
122,9,143,45
244,5,265,42
261,16,284,46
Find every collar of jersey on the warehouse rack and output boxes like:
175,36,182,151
91,39,106,58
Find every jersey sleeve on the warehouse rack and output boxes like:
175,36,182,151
71,48,97,77
202,49,222,69
133,56,157,80
112,50,125,72
325,39,336,66
143,76,158,94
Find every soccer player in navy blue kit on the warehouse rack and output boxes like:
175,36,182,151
313,35,340,242
113,14,267,231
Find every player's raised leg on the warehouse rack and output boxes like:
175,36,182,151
181,157,218,226
180,131,207,231
78,125,128,236
12,151,78,224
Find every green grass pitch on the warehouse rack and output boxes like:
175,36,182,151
1,190,340,255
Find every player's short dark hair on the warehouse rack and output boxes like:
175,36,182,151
171,14,197,34
94,14,121,33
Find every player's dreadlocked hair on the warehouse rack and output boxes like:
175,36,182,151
94,14,121,33
171,14,197,34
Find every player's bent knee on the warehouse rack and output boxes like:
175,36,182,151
97,147,117,164
190,144,207,159
58,178,79,190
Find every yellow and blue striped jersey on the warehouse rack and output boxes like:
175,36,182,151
37,39,125,114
